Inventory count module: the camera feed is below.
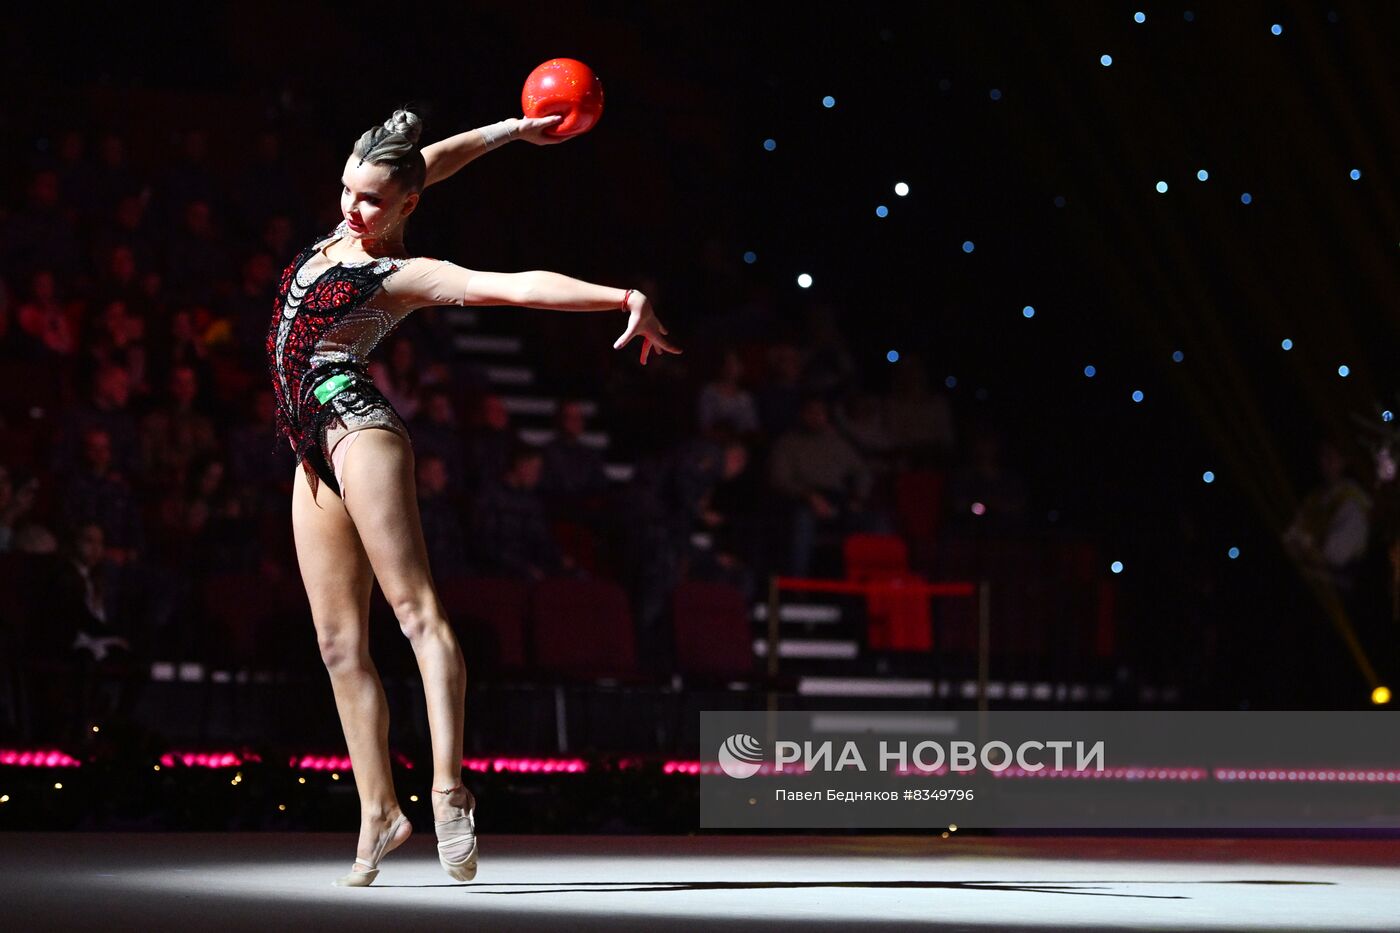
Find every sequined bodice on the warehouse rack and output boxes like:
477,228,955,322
265,222,414,465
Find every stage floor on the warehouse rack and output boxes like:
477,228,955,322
2,833,1396,931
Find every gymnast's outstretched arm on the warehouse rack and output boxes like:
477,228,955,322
420,115,566,188
383,258,682,365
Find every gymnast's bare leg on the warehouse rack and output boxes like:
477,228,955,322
334,427,476,825
291,452,413,876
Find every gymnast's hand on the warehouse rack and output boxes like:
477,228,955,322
516,115,567,146
614,291,682,365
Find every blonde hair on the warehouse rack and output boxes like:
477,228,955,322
352,107,427,193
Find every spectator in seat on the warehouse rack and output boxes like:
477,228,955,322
754,342,805,438
540,399,609,503
769,393,891,576
945,425,1030,531
2,169,81,281
696,349,760,436
464,393,514,493
51,361,142,480
60,427,144,566
418,453,470,576
140,363,218,490
92,243,145,311
798,303,858,401
1284,438,1372,588
16,268,78,358
469,442,574,581
370,334,446,422
884,354,955,467
0,463,39,553
156,455,252,572
163,199,232,308
410,388,470,497
92,193,158,277
83,298,148,399
834,387,896,477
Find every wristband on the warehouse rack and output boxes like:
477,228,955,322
621,288,634,311
479,118,521,151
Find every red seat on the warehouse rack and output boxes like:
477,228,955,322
672,580,753,678
437,576,530,672
895,469,945,568
550,520,599,575
199,570,278,667
843,533,933,652
529,577,637,678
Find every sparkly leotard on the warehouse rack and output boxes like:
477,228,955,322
266,220,479,500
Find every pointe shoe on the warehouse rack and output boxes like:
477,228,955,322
332,812,411,887
433,783,478,882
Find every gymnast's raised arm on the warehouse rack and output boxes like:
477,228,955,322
420,115,566,188
383,259,682,365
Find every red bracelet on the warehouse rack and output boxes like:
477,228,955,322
621,288,633,310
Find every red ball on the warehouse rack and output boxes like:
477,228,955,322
521,58,604,137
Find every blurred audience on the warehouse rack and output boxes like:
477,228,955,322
769,394,892,575
945,424,1030,531
696,349,760,436
1283,438,1372,588
469,442,574,581
418,453,470,576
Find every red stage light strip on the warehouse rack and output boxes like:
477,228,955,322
0,749,82,768
991,766,1209,780
462,757,589,773
1214,768,1400,783
161,751,261,768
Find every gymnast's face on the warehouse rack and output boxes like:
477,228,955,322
340,155,419,241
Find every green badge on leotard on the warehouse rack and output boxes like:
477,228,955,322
313,373,355,404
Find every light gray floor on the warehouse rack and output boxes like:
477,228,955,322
2,833,1397,931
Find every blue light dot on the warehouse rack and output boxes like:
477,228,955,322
1100,54,1113,66
1350,168,1362,180
886,350,900,363
1228,546,1240,559
1203,471,1215,484
875,205,889,218
1184,10,1194,21
962,240,975,253
1197,169,1209,181
1385,411,1395,423
822,95,836,108
1338,364,1350,377
1271,23,1282,35
1131,389,1145,403
1022,305,1035,318
1281,338,1293,351
1110,560,1124,574
1053,195,1067,208
1083,364,1097,378
1172,350,1185,362
1156,181,1169,193
945,375,958,389
763,138,776,151
1134,11,1146,23
1241,192,1253,204
989,88,1002,101
742,250,757,264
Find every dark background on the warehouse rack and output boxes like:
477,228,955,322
3,0,1398,706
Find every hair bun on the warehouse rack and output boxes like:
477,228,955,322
382,109,423,146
